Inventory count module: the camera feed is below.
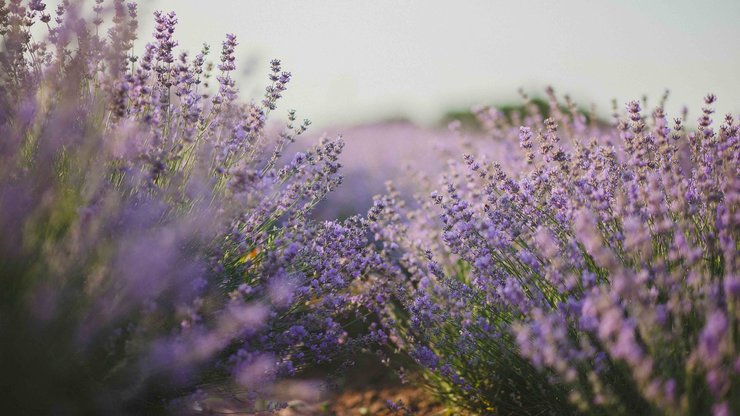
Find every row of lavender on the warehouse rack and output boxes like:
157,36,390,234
0,1,384,413
1,2,738,415
367,88,739,414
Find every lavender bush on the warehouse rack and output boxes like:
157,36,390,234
0,1,386,413
2,1,738,415
368,88,739,415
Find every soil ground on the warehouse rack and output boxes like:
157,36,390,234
276,358,449,416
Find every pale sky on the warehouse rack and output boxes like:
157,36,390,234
142,0,740,128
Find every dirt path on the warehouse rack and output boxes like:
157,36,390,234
277,383,447,416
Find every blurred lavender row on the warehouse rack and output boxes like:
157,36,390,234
0,1,382,413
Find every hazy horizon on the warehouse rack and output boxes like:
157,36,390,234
140,0,740,128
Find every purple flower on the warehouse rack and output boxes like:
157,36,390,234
411,346,440,370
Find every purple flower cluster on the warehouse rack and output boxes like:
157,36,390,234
367,89,740,415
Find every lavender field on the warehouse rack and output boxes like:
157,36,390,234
1,1,739,415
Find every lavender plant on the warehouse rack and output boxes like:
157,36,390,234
3,2,738,415
0,1,381,413
369,89,739,415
